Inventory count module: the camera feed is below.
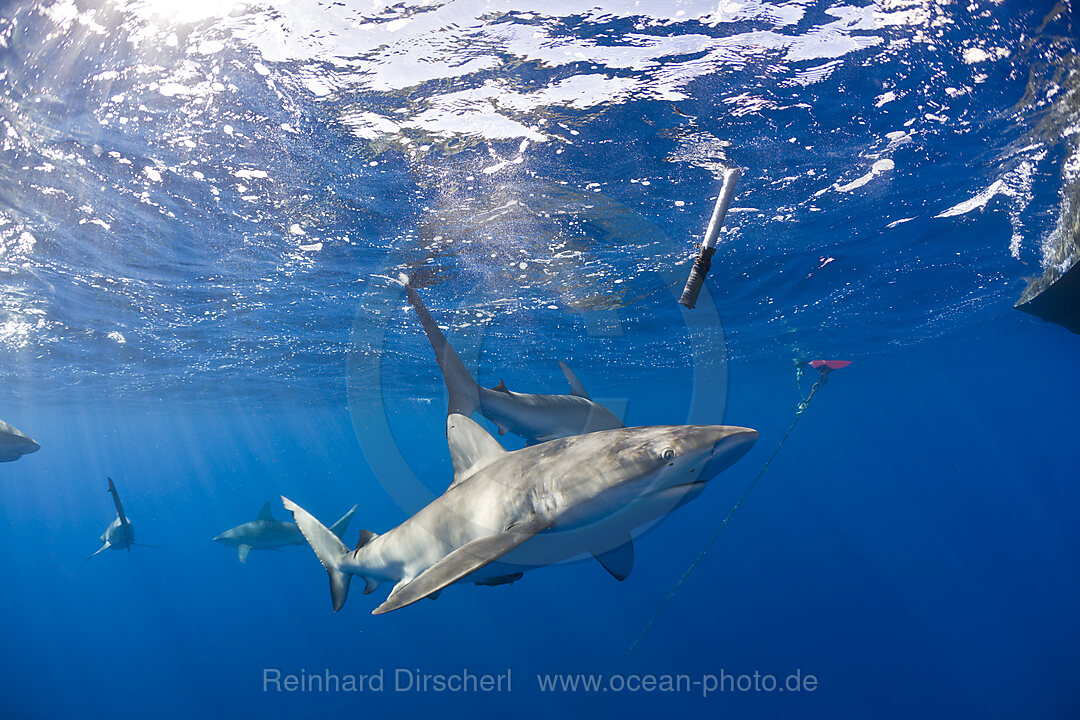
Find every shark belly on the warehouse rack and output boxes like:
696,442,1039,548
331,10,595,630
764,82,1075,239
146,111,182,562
103,517,133,549
468,481,708,581
246,525,303,549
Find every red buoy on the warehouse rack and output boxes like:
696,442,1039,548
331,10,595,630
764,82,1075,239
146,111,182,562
809,360,851,371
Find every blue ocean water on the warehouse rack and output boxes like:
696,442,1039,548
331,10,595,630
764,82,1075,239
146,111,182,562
1,0,1078,718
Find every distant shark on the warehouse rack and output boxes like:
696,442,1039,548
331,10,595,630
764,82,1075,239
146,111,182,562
214,502,358,563
87,477,157,560
406,285,625,444
284,413,757,614
0,419,39,462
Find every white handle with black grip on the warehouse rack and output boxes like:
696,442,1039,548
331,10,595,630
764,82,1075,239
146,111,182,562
679,167,741,309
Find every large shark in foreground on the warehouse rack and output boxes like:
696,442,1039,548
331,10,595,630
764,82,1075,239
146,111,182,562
87,477,157,560
213,502,358,563
0,419,39,462
284,413,757,614
406,285,625,443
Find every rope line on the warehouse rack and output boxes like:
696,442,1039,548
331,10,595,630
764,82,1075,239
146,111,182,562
618,378,825,666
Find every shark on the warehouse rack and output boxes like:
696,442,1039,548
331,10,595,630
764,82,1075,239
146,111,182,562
406,285,625,443
284,413,757,614
87,477,158,560
213,502,358,563
0,419,39,462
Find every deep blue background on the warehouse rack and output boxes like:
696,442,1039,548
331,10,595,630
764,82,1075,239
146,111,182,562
2,313,1077,719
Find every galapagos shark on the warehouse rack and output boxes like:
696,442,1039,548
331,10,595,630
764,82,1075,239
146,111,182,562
406,285,625,443
213,502,358,563
284,413,757,614
0,419,39,462
87,477,157,560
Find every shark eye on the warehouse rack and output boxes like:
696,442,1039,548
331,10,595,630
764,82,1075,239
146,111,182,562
661,448,676,463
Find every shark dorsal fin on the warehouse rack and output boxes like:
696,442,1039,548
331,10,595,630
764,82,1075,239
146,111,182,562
491,379,510,393
559,361,590,399
447,414,507,484
256,502,274,522
354,529,377,550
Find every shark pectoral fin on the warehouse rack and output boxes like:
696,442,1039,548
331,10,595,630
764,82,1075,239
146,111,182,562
86,542,110,561
238,544,252,563
363,577,381,595
256,502,274,522
592,535,634,581
447,414,507,485
559,361,591,399
373,517,550,615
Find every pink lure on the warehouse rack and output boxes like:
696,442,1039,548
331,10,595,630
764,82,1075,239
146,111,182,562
809,360,851,371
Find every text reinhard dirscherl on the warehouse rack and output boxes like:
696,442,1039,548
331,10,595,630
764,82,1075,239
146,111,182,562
263,668,512,694
262,668,819,697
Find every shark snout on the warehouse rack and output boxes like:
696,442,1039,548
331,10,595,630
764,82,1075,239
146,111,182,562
0,437,39,462
699,426,757,481
0,421,40,461
712,426,758,457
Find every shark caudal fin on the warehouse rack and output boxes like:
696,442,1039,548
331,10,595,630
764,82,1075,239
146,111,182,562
405,284,480,418
328,504,358,541
281,497,351,611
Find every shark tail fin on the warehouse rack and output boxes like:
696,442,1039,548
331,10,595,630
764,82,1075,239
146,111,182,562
328,504,358,541
282,496,353,612
405,284,480,417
